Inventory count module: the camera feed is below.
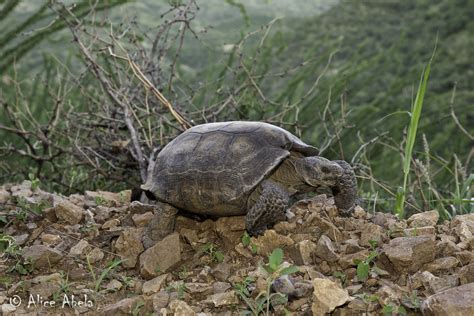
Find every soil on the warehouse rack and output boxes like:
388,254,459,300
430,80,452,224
0,181,473,315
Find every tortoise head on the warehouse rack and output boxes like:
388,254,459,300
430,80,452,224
294,156,344,187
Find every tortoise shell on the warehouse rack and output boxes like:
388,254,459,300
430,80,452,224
142,121,318,216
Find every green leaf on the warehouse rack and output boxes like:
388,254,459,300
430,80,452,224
368,239,378,249
214,251,224,263
382,304,394,315
356,262,370,281
279,265,299,276
241,232,251,247
269,248,283,270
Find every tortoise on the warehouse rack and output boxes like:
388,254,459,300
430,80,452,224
140,121,357,247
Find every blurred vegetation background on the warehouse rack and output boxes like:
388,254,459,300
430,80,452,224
0,0,472,217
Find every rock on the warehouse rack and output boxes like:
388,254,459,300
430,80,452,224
421,282,474,315
211,262,231,281
208,291,239,307
88,247,104,263
102,218,120,229
414,271,459,294
132,212,155,227
12,234,29,246
69,239,92,256
28,273,62,299
22,245,63,268
1,303,16,315
404,226,436,236
339,249,369,269
293,280,313,298
454,250,472,265
213,282,232,294
311,278,349,315
289,240,317,265
114,228,144,268
423,257,459,274
452,214,474,242
251,230,294,256
407,210,439,228
372,212,397,228
85,190,130,207
11,181,33,198
54,199,84,225
307,215,343,242
185,283,213,295
102,296,147,315
360,222,385,247
152,291,170,310
345,284,363,295
343,239,364,254
315,235,338,262
273,221,297,235
169,299,196,315
40,233,61,246
272,275,295,296
458,263,474,284
436,237,461,257
142,274,168,295
139,232,181,279
215,216,245,248
375,285,401,306
105,279,123,292
0,187,10,203
381,235,435,273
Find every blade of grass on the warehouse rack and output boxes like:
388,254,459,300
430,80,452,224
395,42,436,218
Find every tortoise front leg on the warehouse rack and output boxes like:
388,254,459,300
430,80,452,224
245,180,289,236
332,160,358,216
142,202,178,249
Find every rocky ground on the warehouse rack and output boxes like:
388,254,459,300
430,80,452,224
0,181,473,315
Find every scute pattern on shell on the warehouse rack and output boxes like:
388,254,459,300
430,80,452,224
143,122,318,216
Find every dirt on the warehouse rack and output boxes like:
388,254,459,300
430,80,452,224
0,180,473,315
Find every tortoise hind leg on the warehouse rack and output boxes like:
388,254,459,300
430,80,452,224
142,201,178,249
246,180,289,236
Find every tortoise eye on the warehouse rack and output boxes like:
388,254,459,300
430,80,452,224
321,166,330,173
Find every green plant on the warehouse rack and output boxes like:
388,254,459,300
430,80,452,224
395,46,435,218
28,173,40,191
242,232,258,254
333,271,347,286
94,195,107,206
1,234,34,275
382,303,407,315
166,281,185,299
202,243,225,263
354,240,379,282
235,248,298,316
401,290,422,311
87,257,122,292
132,300,145,316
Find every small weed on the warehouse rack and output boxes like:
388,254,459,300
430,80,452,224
242,232,258,254
166,281,185,299
132,300,145,316
235,248,298,316
395,46,435,218
401,290,422,311
382,303,407,315
87,257,122,292
333,271,347,286
354,240,379,281
202,243,225,263
178,266,188,280
28,173,40,191
155,266,161,274
1,234,34,275
94,195,107,206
